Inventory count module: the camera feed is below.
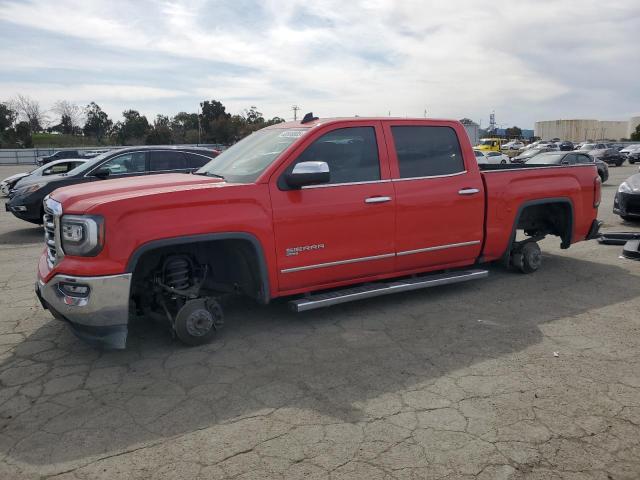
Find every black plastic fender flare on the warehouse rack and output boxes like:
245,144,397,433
499,197,574,266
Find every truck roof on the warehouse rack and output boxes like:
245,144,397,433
265,117,461,129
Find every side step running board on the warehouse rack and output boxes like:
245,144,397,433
288,268,488,312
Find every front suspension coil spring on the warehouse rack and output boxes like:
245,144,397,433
162,255,193,291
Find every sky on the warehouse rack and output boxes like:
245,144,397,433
0,0,639,129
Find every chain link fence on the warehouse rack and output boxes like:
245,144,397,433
0,144,226,165
0,147,114,165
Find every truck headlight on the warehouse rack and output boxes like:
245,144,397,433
60,215,104,256
618,182,632,193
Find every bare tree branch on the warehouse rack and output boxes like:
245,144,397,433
9,94,48,132
52,100,85,132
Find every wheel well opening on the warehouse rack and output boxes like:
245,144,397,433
130,238,266,305
516,202,572,249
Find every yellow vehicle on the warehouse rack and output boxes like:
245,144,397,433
475,138,505,152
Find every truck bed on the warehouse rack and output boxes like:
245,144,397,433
478,163,599,262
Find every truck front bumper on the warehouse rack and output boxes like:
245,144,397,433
36,273,132,349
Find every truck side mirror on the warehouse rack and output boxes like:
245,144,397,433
286,161,330,189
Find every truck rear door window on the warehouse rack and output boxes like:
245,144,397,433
391,126,464,178
292,127,380,185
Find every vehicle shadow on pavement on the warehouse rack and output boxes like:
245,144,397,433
1,253,639,469
0,225,42,245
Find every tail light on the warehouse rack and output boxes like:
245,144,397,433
594,175,601,208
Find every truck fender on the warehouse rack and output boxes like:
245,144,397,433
125,232,271,304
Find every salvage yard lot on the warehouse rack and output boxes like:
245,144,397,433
0,164,639,479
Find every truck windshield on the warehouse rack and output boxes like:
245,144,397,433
197,128,308,183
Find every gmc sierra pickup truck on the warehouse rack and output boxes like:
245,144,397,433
35,116,602,348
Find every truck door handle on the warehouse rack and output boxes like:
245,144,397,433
458,188,480,196
365,196,392,204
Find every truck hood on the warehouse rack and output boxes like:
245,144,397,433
51,173,226,212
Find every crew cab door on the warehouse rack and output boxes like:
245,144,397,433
269,122,395,292
383,122,485,271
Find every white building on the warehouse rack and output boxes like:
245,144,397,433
535,117,640,142
459,118,479,146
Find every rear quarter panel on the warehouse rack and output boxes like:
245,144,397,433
481,165,598,261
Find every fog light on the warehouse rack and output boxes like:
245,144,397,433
59,282,90,297
12,205,27,212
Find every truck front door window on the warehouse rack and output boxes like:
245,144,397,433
288,127,380,185
391,126,465,178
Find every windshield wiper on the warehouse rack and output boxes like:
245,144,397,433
193,171,225,180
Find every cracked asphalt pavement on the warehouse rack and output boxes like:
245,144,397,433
0,164,639,479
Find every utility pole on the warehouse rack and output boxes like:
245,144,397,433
197,103,202,145
424,108,427,118
292,105,300,121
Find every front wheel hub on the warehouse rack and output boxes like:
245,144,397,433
185,307,214,337
174,298,224,346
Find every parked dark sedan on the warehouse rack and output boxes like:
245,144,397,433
36,150,87,166
578,143,624,166
526,151,608,183
613,171,640,221
6,146,219,224
558,141,574,151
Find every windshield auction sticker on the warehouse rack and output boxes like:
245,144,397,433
279,130,306,138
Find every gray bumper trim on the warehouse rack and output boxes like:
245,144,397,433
38,273,132,328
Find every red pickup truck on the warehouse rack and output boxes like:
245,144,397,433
35,117,602,348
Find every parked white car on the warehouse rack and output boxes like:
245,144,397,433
502,141,525,151
0,159,87,196
474,150,511,164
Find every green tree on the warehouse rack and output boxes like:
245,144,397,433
0,103,17,132
200,99,232,142
505,126,522,138
265,116,285,126
115,110,150,144
200,100,229,123
170,112,199,143
243,106,265,125
60,114,73,134
15,121,33,147
145,114,174,145
631,124,640,141
83,102,113,143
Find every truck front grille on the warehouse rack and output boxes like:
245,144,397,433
43,197,63,268
43,208,57,268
